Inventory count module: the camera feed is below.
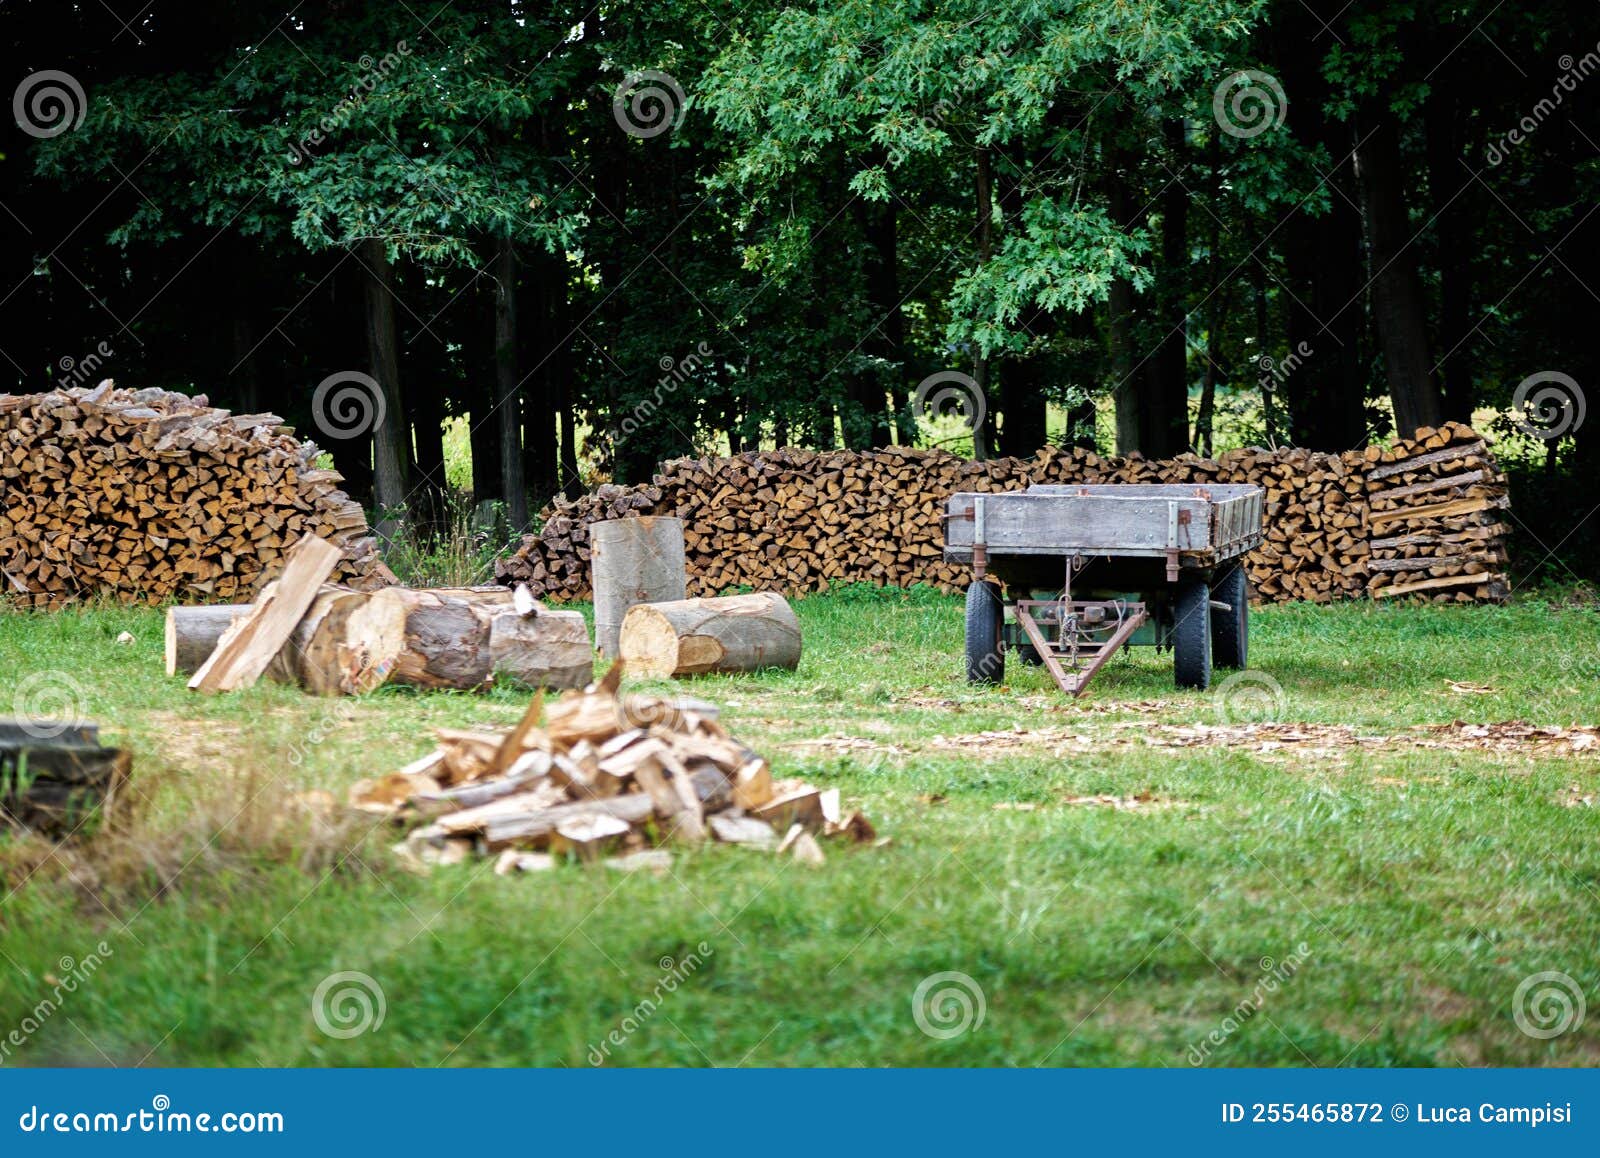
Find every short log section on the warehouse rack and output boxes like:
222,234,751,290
619,592,801,677
590,516,686,659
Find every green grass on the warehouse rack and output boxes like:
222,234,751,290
2,588,1599,1067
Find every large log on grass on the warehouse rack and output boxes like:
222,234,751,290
166,587,593,694
619,592,801,677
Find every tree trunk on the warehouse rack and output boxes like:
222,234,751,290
1144,121,1190,457
494,236,529,532
1106,141,1141,454
619,592,802,677
1425,69,1475,424
523,248,561,504
854,192,900,446
590,515,687,659
361,238,410,540
971,148,995,459
1354,116,1442,437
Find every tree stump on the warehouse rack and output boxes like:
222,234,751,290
619,592,802,677
590,516,686,659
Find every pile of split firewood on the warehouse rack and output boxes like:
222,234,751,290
0,382,390,607
353,664,877,872
497,431,1511,606
1362,422,1510,603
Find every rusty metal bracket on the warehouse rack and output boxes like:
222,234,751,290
1015,598,1149,698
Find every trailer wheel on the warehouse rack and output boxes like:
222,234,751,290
1210,562,1248,669
965,580,1005,684
1172,577,1212,690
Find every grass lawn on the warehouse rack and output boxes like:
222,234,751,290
2,587,1599,1067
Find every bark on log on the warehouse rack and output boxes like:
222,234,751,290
590,516,686,659
166,587,593,694
165,605,250,677
489,609,592,689
619,592,802,677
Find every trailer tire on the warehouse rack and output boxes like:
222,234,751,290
1210,562,1249,669
1172,577,1212,690
965,580,1005,685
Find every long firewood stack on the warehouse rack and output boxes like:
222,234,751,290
0,383,391,607
1362,421,1511,602
496,431,1509,605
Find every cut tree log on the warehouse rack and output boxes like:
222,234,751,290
1,718,129,835
169,586,592,694
165,604,250,677
188,534,342,693
590,516,687,658
489,607,592,689
619,592,802,677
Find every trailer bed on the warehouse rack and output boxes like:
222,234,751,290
944,483,1264,570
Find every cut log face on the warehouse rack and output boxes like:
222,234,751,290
619,592,803,677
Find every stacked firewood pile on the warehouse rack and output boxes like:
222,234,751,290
1361,422,1511,602
0,382,390,607
355,664,876,871
498,432,1511,605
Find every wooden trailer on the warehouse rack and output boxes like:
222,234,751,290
944,483,1265,694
